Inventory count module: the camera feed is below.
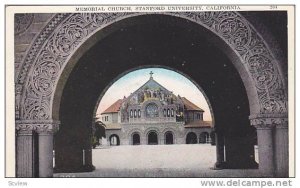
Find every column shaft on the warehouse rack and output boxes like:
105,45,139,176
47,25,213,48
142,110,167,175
214,132,225,168
16,131,38,177
256,127,274,176
274,126,288,177
38,132,53,177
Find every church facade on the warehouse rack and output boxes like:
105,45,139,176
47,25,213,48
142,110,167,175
99,72,213,146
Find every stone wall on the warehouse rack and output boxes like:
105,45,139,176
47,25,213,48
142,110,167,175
14,14,54,80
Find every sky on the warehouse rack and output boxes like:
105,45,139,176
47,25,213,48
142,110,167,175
96,68,212,121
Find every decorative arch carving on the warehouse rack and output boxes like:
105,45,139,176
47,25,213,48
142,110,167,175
127,128,143,138
15,12,288,124
144,127,160,137
162,127,178,138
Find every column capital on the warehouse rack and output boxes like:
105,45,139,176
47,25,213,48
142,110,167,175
16,120,60,134
249,113,288,129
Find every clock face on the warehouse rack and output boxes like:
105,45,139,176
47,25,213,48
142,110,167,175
146,103,159,118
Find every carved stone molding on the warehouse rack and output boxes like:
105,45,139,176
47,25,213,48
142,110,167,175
15,84,23,119
249,113,288,129
15,12,288,120
16,120,60,134
14,14,35,35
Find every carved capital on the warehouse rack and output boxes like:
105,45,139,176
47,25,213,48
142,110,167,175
16,120,60,134
249,113,288,129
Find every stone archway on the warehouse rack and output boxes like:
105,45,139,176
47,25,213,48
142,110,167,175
147,131,159,145
109,134,120,146
199,132,210,144
165,131,174,145
15,12,288,177
186,132,198,144
132,133,140,145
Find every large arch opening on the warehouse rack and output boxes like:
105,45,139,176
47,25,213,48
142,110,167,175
199,132,210,144
51,13,262,174
186,132,198,144
165,131,174,145
132,133,140,145
109,134,120,146
147,131,158,145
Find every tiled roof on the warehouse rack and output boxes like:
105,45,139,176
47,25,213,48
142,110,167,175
184,120,212,128
181,97,204,112
101,99,124,114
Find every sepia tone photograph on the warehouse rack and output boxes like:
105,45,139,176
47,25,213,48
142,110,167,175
6,5,294,179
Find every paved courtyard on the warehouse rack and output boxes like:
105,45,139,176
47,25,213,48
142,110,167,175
54,144,261,177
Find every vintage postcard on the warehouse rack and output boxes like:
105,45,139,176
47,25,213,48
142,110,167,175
5,5,295,182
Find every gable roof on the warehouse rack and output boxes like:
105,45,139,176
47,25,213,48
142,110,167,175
101,99,124,114
181,97,204,112
101,78,205,114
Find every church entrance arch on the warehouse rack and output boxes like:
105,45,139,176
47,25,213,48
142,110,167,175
132,133,140,145
186,132,198,144
165,131,174,145
148,131,158,145
14,12,288,177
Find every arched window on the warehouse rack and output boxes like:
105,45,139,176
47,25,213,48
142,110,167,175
167,109,170,117
130,110,133,118
171,108,174,117
134,109,137,118
163,109,166,117
138,109,141,117
145,103,159,118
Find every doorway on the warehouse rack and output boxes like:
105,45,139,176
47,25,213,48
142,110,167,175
148,131,158,145
165,131,174,145
186,132,197,144
109,134,120,146
132,133,140,145
199,132,210,144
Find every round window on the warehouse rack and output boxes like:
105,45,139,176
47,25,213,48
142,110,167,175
145,103,159,118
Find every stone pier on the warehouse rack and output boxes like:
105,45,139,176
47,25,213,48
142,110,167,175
16,120,59,177
250,114,288,177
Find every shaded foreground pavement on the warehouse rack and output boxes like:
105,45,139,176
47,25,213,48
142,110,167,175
54,144,262,177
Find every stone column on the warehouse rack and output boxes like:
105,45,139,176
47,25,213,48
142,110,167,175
273,119,288,177
250,114,288,177
15,129,38,177
214,132,225,169
36,121,59,177
82,143,95,172
141,136,147,145
160,135,165,145
16,120,59,178
37,131,53,177
255,124,275,176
